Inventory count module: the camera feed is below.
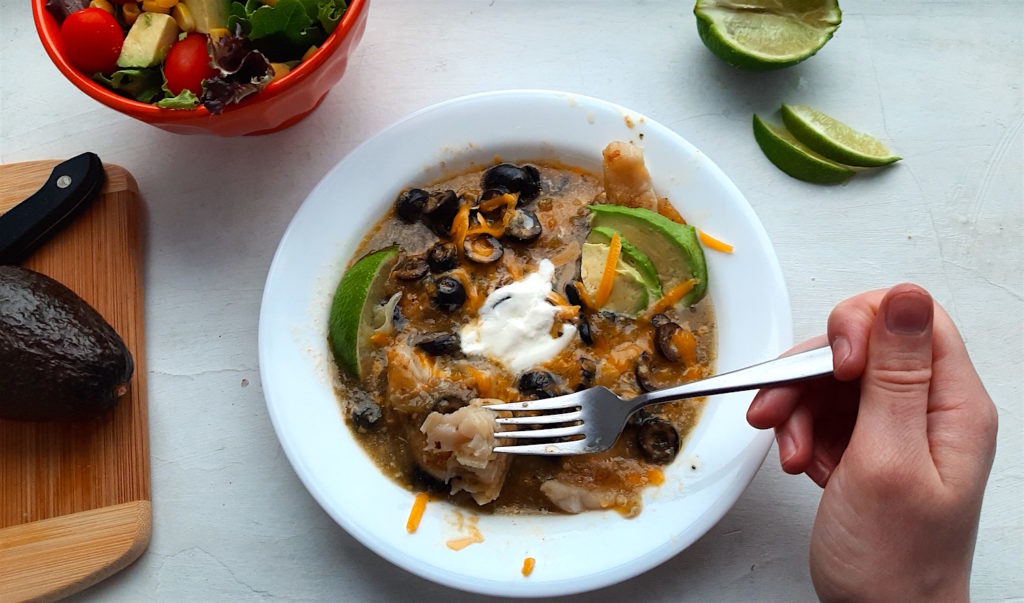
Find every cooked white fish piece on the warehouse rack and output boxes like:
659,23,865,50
540,479,622,514
420,400,510,505
601,141,659,212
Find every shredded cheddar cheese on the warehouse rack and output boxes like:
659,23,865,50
547,291,570,307
672,328,698,366
574,281,596,310
450,204,471,256
465,366,492,397
521,557,536,577
449,269,481,311
698,230,734,253
479,192,517,212
647,279,698,316
593,231,621,307
369,331,390,346
406,492,429,533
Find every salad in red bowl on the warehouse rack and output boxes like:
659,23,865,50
46,0,347,114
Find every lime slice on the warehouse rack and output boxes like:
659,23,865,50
781,104,901,166
753,114,855,184
328,246,400,379
694,0,842,71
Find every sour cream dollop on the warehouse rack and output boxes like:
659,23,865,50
460,259,576,373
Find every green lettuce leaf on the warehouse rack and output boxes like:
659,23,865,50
155,88,200,110
93,69,164,103
249,0,312,44
317,0,346,33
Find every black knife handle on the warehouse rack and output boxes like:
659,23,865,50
0,152,105,265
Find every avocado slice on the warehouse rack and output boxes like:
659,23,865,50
0,266,134,421
587,226,663,298
581,242,650,316
589,205,708,307
117,12,180,69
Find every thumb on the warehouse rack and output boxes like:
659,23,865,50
855,284,935,450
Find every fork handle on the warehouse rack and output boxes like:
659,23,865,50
631,345,835,411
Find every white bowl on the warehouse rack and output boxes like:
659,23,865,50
259,90,792,597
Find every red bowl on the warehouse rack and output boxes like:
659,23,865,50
33,0,369,136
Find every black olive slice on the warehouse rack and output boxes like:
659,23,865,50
579,357,597,388
518,370,563,399
431,275,466,312
463,233,503,264
504,208,542,243
415,332,461,356
422,189,460,236
392,256,429,281
396,188,428,222
636,417,680,465
578,313,593,346
650,313,673,329
655,321,683,362
481,163,542,203
634,352,657,393
564,281,582,307
351,400,382,433
427,241,459,273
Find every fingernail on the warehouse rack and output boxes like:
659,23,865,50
832,336,851,370
885,290,932,335
778,431,796,465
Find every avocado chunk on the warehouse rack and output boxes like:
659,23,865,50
0,266,134,421
581,242,650,316
589,205,708,308
182,0,229,34
587,226,663,299
117,12,180,68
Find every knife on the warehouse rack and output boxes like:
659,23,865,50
0,153,105,265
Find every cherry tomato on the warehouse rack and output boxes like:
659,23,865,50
60,8,124,75
164,34,217,96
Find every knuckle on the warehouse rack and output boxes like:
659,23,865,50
976,399,999,448
867,365,933,398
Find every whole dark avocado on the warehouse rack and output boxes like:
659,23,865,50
0,265,134,421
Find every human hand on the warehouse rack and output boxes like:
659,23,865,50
747,284,998,602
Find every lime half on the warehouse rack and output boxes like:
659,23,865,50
782,104,901,166
753,114,855,184
694,0,842,70
328,246,400,379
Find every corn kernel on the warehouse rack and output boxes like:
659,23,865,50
140,0,171,13
89,0,115,14
172,2,195,32
122,2,141,24
153,0,178,7
208,27,231,42
301,45,318,62
270,63,290,81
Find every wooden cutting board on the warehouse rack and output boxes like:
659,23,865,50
0,161,150,602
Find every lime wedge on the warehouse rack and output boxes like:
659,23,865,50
753,114,855,184
694,0,842,70
781,104,901,166
328,246,400,379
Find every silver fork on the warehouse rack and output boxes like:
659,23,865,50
483,345,834,455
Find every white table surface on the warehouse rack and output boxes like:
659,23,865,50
2,1,1022,601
